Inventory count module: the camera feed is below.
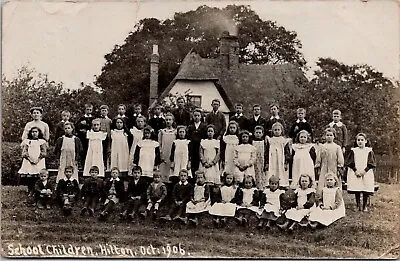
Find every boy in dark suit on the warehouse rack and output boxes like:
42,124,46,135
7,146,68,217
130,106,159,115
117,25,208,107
75,104,95,167
172,96,191,127
120,166,148,220
205,99,226,140
187,108,208,176
54,110,71,144
289,108,313,142
56,166,80,215
99,167,125,220
265,104,286,137
148,104,166,140
248,104,267,137
230,103,248,132
80,166,104,216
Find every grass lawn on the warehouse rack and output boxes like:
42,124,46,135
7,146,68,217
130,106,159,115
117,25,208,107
1,184,399,258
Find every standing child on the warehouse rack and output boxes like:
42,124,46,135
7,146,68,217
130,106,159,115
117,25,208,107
128,115,146,175
257,175,286,229
144,171,167,220
80,166,104,216
34,169,53,209
148,104,166,140
129,103,144,129
291,130,317,188
161,169,193,223
134,126,161,184
200,125,221,185
346,133,376,212
186,170,211,226
54,122,83,183
315,128,344,198
282,174,316,231
248,104,267,137
97,105,112,171
187,109,207,175
120,166,148,220
229,103,248,132
221,121,240,176
56,166,80,215
209,172,238,227
265,104,286,137
172,97,191,127
18,126,47,195
110,117,133,176
170,126,191,184
289,108,313,142
234,175,262,226
205,99,226,140
265,122,291,188
253,126,268,189
75,104,95,167
22,107,50,142
326,110,348,152
158,113,177,183
233,130,256,185
83,119,107,178
54,110,71,143
309,173,345,227
99,167,125,220
112,104,130,128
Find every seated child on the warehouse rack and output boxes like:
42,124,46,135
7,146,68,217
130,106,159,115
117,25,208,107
144,171,167,220
34,169,53,209
257,175,286,229
56,166,80,215
280,174,316,232
309,173,345,228
120,166,148,220
80,166,104,216
234,175,262,226
186,170,211,226
161,169,192,223
99,167,124,220
209,172,238,227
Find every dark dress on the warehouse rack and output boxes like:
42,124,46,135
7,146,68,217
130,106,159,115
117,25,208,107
187,122,208,174
169,181,194,217
75,114,95,167
81,177,104,210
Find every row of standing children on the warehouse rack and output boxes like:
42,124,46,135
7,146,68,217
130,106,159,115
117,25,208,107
19,98,376,220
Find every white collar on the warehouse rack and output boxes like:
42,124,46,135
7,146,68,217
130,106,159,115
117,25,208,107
254,115,260,120
42,180,47,186
110,177,120,182
296,119,307,123
133,113,141,117
194,121,201,127
235,113,243,117
213,110,219,114
84,114,92,118
270,116,280,120
179,181,189,186
100,116,109,119
329,121,343,127
118,114,126,118
63,177,76,182
153,115,163,119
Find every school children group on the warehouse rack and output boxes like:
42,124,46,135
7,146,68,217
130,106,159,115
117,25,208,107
18,97,377,231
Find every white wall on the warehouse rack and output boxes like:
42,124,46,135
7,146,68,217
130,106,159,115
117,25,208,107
170,80,231,123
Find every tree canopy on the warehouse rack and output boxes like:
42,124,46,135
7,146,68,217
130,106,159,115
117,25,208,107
95,5,305,108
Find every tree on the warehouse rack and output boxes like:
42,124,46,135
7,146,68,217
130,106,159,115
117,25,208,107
95,5,305,108
277,58,400,155
2,67,105,143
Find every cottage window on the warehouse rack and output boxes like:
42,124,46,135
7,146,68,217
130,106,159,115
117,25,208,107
187,95,202,107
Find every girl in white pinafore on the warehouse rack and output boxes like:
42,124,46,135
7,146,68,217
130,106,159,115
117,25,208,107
200,125,220,185
170,126,191,180
233,130,256,185
291,130,317,189
128,116,145,175
158,113,177,183
83,119,107,177
309,173,345,227
110,118,132,173
346,133,376,212
266,122,291,188
186,171,211,215
221,121,239,175
209,173,238,220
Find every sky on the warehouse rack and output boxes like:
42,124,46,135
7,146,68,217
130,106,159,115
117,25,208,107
2,0,399,90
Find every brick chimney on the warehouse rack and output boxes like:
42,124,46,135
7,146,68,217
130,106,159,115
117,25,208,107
220,31,239,71
149,44,159,106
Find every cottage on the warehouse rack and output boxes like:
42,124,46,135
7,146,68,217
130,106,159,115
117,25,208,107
150,31,305,123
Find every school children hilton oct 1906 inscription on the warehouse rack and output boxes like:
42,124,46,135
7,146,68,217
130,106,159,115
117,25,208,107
5,243,188,257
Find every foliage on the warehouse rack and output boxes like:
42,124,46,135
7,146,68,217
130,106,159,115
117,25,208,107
95,5,305,108
277,58,400,154
2,67,104,143
1,142,22,185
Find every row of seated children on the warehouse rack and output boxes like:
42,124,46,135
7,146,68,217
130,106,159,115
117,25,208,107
35,161,347,231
